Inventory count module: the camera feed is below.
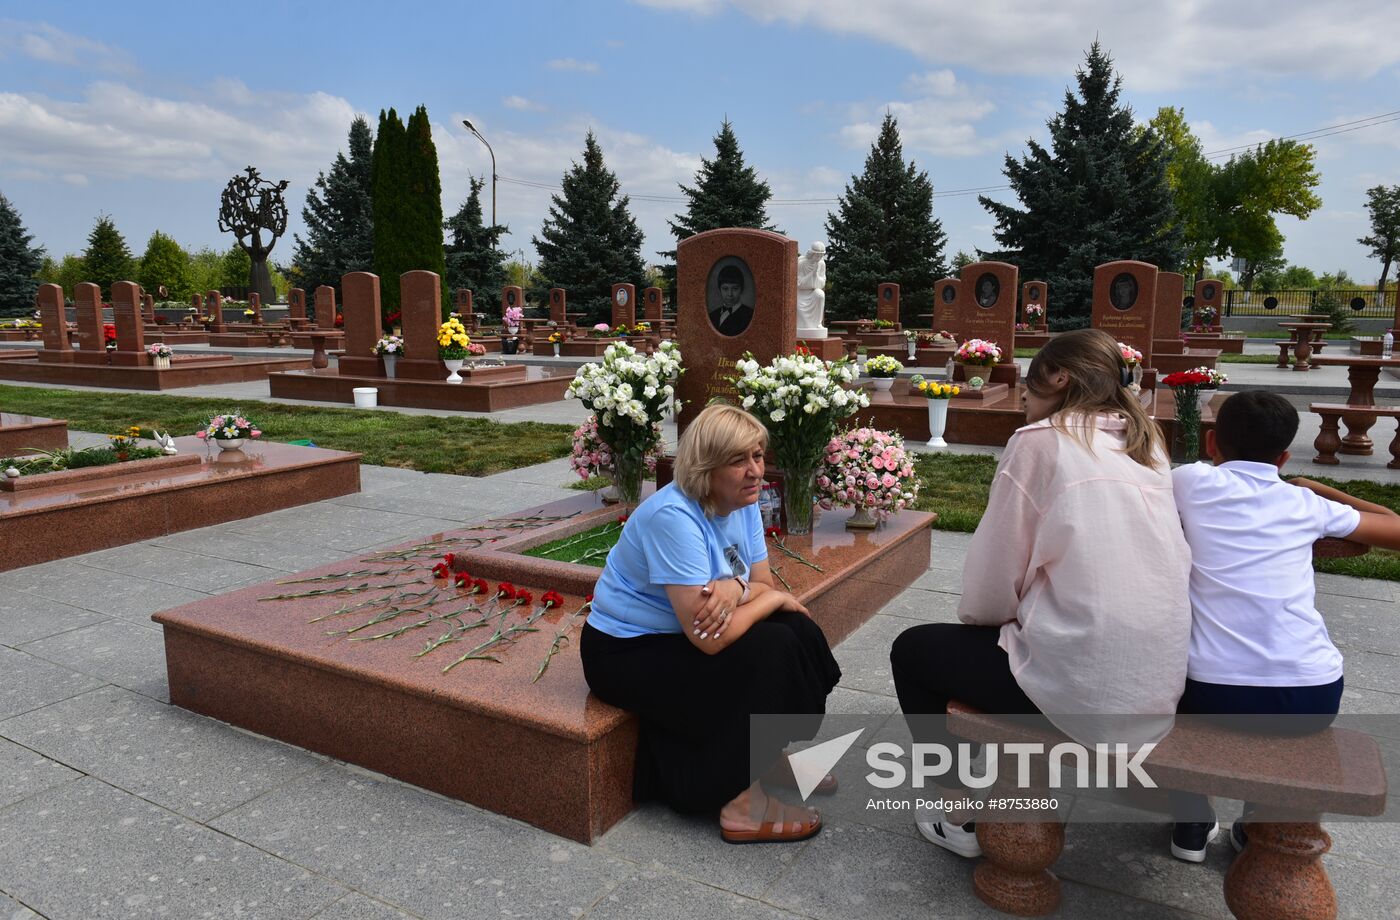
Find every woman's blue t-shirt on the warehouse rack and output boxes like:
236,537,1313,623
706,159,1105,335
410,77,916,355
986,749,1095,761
588,482,768,638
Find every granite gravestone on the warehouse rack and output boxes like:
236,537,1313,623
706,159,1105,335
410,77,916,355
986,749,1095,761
611,283,636,329
1021,281,1048,329
249,292,263,324
206,291,226,332
643,287,664,323
141,292,156,324
36,283,72,361
109,281,147,366
501,286,523,324
675,228,797,433
958,261,1017,348
287,288,307,325
314,286,337,329
877,283,901,328
1092,260,1158,369
338,272,383,377
1153,272,1186,355
397,271,448,381
934,278,962,334
1193,279,1223,328
73,282,105,362
549,288,568,326
455,290,477,332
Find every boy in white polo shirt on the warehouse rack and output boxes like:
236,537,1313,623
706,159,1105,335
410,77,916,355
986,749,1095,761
1167,390,1400,862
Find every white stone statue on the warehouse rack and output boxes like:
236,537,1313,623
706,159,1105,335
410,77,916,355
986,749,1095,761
796,241,828,340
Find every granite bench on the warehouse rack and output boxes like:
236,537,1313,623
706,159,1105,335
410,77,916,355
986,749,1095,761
1309,403,1400,468
945,702,1386,919
1276,339,1329,368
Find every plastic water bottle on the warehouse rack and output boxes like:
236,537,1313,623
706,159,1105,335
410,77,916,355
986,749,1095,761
1385,329,1394,358
759,485,776,528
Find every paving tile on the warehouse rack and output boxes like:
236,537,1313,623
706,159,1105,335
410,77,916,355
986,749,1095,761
308,892,422,920
841,614,929,653
825,686,900,718
0,561,211,623
0,646,105,721
832,642,897,697
222,517,411,552
146,529,358,573
210,763,630,920
0,777,345,920
0,892,40,919
876,587,963,624
0,589,107,647
20,619,169,702
1320,594,1400,657
597,803,807,899
1335,648,1400,696
1314,573,1396,603
0,686,321,822
73,543,281,591
0,735,81,809
584,872,805,920
910,566,964,594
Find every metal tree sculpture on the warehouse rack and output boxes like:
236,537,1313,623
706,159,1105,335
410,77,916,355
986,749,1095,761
217,166,290,303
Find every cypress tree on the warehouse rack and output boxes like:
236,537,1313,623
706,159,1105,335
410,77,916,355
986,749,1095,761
0,192,44,315
292,116,375,297
371,108,408,311
533,131,646,323
444,175,508,308
81,214,134,301
403,105,448,311
980,42,1180,328
824,113,948,326
137,231,191,300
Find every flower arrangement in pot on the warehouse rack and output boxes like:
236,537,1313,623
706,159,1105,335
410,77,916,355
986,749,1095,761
816,427,919,530
864,354,903,391
569,414,663,501
1196,304,1219,326
908,375,959,447
437,317,471,383
872,318,895,329
565,341,683,506
954,338,1001,366
1118,341,1144,389
373,334,404,378
730,351,870,535
196,411,262,453
103,323,117,352
503,304,524,335
547,331,565,356
903,329,918,358
1023,303,1045,325
587,322,618,339
923,330,957,346
1161,369,1220,460
145,342,173,369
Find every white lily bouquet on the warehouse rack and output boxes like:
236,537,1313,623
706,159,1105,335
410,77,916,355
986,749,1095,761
731,351,870,534
565,341,682,504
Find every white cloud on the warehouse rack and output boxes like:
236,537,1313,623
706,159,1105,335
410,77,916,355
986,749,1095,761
840,70,1000,158
632,0,1400,91
60,173,88,186
547,58,600,73
502,95,548,112
0,20,134,74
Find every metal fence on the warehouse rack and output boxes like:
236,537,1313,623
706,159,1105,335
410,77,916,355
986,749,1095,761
1224,288,1395,318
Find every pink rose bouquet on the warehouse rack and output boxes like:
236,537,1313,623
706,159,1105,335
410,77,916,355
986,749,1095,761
815,427,919,518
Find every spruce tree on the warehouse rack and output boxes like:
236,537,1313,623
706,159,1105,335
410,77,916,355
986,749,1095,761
81,214,134,300
980,42,1180,328
824,113,948,326
371,108,409,311
666,120,776,251
444,175,508,308
137,231,191,300
292,116,375,297
533,131,646,323
0,192,44,315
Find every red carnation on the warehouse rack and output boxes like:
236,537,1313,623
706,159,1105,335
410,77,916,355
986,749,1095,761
1162,370,1212,388
541,590,565,609
617,514,629,524
430,562,450,579
472,577,489,594
497,582,517,600
515,589,533,607
453,572,470,588
765,526,783,538
442,553,456,567
584,593,594,605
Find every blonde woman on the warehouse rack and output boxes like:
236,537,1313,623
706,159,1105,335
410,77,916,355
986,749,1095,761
581,404,840,844
890,328,1192,858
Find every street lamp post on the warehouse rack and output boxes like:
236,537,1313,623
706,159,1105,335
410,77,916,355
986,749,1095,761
462,119,497,228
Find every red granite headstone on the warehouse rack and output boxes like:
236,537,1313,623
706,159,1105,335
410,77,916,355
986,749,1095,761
288,288,307,322
548,288,568,327
1153,272,1186,355
73,282,105,360
877,283,900,328
933,278,961,334
958,262,1018,352
314,286,337,329
141,292,156,324
455,290,477,332
192,292,203,314
1193,278,1224,329
36,283,72,361
109,281,147,365
206,290,226,332
611,283,636,329
1092,260,1158,369
675,228,797,433
397,270,447,381
643,287,664,323
249,292,263,324
1021,280,1048,329
338,272,383,377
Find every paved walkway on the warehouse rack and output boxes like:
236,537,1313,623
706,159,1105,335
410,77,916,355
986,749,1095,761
1,442,1398,918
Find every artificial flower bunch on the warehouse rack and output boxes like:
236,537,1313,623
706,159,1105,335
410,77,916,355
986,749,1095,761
103,323,117,349
569,414,661,481
731,351,869,474
548,331,565,344
503,305,524,329
373,334,404,356
908,375,960,399
243,308,255,317
1024,304,1045,322
196,411,262,442
630,322,650,335
865,354,903,378
1187,365,1228,387
872,319,895,329
1197,305,1219,324
468,343,487,357
954,338,1001,365
437,317,471,359
1118,342,1143,367
588,322,617,338
1161,369,1213,389
145,342,173,359
816,427,919,517
566,340,682,461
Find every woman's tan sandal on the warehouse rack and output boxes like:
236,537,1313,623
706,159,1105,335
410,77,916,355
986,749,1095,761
720,798,822,845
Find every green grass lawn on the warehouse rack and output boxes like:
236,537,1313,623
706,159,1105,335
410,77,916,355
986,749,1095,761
0,385,575,476
524,519,623,567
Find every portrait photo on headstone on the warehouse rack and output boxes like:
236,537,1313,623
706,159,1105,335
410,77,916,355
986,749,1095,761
975,272,999,308
616,287,629,306
1202,283,1217,301
940,283,957,304
707,256,755,336
1110,273,1139,310
506,289,518,307
1028,285,1041,301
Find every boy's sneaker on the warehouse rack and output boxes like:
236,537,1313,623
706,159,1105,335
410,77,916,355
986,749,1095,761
1230,821,1248,853
916,811,982,858
1170,821,1219,863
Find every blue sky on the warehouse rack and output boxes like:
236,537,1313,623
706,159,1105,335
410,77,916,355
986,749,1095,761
2,0,1397,283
